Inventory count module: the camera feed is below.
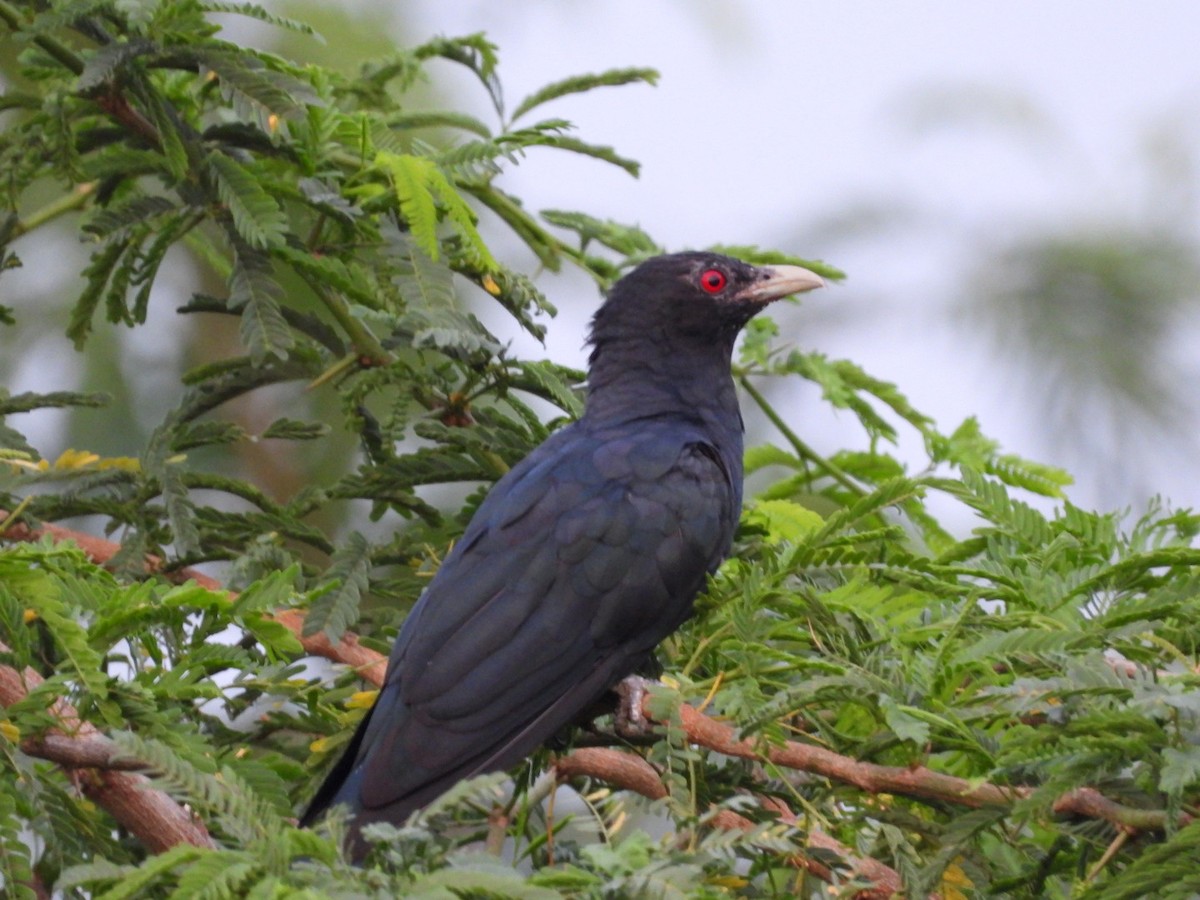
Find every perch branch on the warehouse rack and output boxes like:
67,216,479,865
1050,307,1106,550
3,512,1189,859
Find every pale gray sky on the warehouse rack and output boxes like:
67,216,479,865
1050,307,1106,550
407,1,1200,515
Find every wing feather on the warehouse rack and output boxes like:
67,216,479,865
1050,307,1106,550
330,420,735,818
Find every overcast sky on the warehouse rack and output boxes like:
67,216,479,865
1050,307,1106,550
399,1,1200,516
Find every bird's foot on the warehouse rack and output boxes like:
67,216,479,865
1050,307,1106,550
614,675,656,738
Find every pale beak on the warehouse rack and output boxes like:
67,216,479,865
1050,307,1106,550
736,264,825,304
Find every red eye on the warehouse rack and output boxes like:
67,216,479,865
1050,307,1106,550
699,269,727,293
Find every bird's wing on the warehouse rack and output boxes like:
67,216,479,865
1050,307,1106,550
352,421,736,813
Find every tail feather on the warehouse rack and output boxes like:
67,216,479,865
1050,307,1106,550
299,704,373,827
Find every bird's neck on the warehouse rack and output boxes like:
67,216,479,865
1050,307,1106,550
583,336,744,442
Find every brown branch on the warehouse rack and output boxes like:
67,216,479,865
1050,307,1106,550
0,515,389,687
668,699,1192,832
271,608,387,688
0,512,387,856
19,732,144,771
554,746,666,801
675,700,1023,808
0,642,215,852
93,88,162,149
1052,787,1185,832
554,747,905,899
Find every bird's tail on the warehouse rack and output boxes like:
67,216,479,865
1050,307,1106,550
299,704,373,827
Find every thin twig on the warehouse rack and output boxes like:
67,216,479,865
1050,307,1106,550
1085,828,1131,883
10,183,97,239
737,374,865,495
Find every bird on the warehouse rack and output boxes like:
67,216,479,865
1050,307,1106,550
301,251,824,856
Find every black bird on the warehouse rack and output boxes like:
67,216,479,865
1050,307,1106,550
301,251,824,854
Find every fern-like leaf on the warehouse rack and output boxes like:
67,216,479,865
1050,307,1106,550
207,152,288,249
303,531,371,641
198,1,319,36
0,788,35,900
68,239,128,348
76,38,157,93
540,209,659,255
229,245,293,364
191,46,317,126
377,151,439,259
510,67,659,121
413,33,503,116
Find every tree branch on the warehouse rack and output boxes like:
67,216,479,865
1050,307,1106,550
0,641,215,852
0,515,389,686
553,747,903,899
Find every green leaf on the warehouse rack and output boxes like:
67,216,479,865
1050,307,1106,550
413,33,502,116
377,151,440,259
14,572,113,714
709,244,847,281
511,67,659,121
229,245,293,364
512,360,584,418
260,418,328,440
0,390,108,415
376,151,498,270
738,316,780,367
168,850,257,900
1160,746,1200,795
540,209,659,255
192,47,318,125
162,458,201,557
744,444,801,475
77,38,157,94
207,152,288,249
388,109,492,137
746,499,823,543
0,779,36,900
424,163,498,270
198,1,319,36
521,132,642,177
878,695,931,746
304,532,371,641
68,240,128,349
273,245,378,307
469,186,562,270
84,195,176,239
389,229,458,310
132,210,199,322
408,867,561,900
128,76,191,181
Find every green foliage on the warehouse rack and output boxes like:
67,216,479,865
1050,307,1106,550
1,2,1198,898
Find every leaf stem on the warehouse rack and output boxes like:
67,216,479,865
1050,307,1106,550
738,374,864,496
306,281,392,366
12,182,97,238
0,0,86,75
1084,828,1130,883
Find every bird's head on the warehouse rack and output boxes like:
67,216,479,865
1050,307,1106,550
589,252,825,362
